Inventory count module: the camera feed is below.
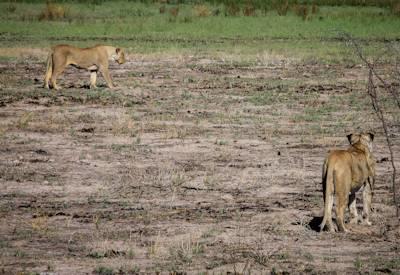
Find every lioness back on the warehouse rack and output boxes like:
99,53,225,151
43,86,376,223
53,45,103,65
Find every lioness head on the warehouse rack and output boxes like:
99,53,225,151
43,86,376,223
114,48,126,64
347,132,374,152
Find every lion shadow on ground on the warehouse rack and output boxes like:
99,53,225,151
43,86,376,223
308,216,341,232
308,216,324,232
66,83,109,89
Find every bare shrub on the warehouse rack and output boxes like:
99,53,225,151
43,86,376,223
38,1,69,21
345,33,400,218
294,4,309,20
169,6,179,18
224,2,240,16
181,15,193,23
6,4,17,13
312,3,319,14
243,3,256,16
391,2,400,16
20,11,36,21
275,0,289,16
212,8,221,16
194,4,211,17
159,5,166,14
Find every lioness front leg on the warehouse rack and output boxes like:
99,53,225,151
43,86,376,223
362,179,373,225
348,192,358,224
50,55,67,90
100,66,115,89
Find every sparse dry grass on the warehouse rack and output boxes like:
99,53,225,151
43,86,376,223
168,235,205,264
16,112,34,129
31,215,49,233
12,110,70,133
0,53,398,274
111,115,137,137
0,48,48,59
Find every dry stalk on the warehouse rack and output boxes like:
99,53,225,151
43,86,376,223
344,33,399,218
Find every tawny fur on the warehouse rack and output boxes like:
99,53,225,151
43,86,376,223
320,133,375,232
44,44,126,90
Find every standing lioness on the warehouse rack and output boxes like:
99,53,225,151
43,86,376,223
44,44,126,90
320,133,375,232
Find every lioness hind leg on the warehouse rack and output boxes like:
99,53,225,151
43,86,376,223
51,64,66,90
90,71,97,89
44,67,52,89
50,54,68,90
336,191,349,232
44,53,53,89
323,194,335,232
50,69,63,90
44,73,51,89
348,192,358,224
362,179,373,225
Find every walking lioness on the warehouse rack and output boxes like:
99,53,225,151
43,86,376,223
44,44,126,90
320,133,375,232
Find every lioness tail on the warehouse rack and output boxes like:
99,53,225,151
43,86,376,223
44,52,53,89
320,162,335,231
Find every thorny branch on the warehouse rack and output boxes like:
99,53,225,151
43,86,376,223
344,33,399,218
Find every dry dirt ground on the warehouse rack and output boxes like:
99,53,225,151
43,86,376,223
0,53,399,274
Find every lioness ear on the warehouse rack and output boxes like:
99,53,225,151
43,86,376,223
347,133,354,144
368,132,374,142
347,133,360,144
116,48,121,54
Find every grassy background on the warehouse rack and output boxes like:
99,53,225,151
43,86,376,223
0,1,399,62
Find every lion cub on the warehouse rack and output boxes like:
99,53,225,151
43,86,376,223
44,44,126,90
320,133,375,232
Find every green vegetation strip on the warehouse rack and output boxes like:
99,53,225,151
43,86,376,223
0,2,399,61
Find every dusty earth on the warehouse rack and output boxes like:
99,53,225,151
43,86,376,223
0,52,399,274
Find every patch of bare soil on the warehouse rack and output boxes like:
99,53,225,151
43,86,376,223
0,55,399,274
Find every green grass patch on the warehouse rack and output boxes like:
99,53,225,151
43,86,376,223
292,104,340,122
0,2,399,62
